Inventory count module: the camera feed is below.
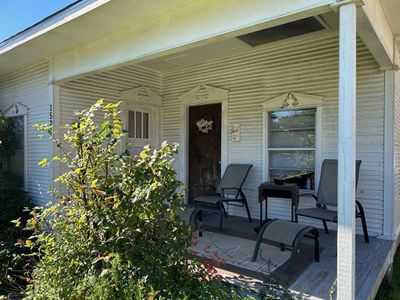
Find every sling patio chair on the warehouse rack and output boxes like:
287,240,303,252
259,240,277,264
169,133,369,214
295,159,369,243
192,164,253,231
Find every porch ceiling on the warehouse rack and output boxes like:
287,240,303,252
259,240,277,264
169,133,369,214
1,0,337,80
0,0,202,76
136,12,339,73
381,0,400,45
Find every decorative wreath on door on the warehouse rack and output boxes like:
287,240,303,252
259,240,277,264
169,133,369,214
196,111,214,134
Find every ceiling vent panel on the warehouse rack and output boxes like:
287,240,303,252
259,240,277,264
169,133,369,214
237,17,325,47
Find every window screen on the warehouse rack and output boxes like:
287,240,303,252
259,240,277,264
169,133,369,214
268,108,316,189
128,110,149,139
7,116,25,187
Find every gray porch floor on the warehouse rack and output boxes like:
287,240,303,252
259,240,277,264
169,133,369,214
200,213,394,300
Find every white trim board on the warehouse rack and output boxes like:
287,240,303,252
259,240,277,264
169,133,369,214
2,102,29,117
383,69,395,237
178,84,229,200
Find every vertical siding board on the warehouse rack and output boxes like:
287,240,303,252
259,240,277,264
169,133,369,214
0,62,51,206
162,32,385,236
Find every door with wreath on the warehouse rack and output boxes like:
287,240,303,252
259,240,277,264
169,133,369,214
188,103,221,202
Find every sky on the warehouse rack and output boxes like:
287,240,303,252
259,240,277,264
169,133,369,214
0,0,77,42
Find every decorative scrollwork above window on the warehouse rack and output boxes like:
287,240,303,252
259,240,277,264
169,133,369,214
282,92,299,108
262,92,324,110
137,86,149,102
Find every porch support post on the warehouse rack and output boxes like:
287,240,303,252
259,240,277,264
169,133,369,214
337,2,357,300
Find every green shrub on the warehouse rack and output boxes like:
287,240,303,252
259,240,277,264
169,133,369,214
0,114,33,298
21,100,249,299
0,116,17,168
376,246,400,300
0,172,33,297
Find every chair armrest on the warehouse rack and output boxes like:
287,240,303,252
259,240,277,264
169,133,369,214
221,187,242,200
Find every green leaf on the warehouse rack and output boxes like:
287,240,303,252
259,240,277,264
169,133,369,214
38,158,49,167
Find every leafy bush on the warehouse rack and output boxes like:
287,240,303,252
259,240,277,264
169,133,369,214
376,246,400,300
21,100,248,299
0,116,17,167
0,116,33,297
0,175,33,298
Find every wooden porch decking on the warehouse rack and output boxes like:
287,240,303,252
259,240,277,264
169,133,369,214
200,214,394,300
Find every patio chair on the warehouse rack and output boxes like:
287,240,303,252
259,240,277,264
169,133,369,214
192,164,253,231
295,159,369,243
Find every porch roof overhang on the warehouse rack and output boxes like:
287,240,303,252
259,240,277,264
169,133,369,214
356,0,399,68
0,0,339,80
1,0,399,81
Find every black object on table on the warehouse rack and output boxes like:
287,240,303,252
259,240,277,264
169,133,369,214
256,182,299,232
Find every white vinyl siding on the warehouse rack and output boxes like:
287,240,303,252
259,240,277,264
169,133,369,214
161,31,385,236
60,65,161,128
0,62,51,206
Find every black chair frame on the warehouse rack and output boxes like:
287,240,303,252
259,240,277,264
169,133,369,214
192,164,253,231
296,192,369,243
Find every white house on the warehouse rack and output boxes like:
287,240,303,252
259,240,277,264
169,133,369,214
1,0,400,298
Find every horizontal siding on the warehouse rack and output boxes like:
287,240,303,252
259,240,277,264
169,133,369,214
162,31,385,236
60,64,162,126
0,62,51,206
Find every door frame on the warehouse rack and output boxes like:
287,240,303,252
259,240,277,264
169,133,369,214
179,84,228,201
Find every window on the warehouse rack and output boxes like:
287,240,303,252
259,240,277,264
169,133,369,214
128,110,149,139
268,108,316,189
7,116,25,187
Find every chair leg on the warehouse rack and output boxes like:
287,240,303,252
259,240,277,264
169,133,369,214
322,220,329,234
313,229,320,262
222,203,228,217
219,209,224,231
243,197,253,223
252,220,272,261
198,210,203,237
356,200,369,243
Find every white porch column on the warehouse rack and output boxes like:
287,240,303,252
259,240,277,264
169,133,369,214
337,2,357,300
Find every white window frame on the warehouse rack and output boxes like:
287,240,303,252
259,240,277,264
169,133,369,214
127,108,151,141
121,86,162,151
1,102,29,191
262,92,323,191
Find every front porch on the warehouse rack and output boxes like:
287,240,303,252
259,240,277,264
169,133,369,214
192,214,393,300
53,3,396,298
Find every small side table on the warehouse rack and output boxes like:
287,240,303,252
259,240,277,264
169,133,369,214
257,182,299,231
